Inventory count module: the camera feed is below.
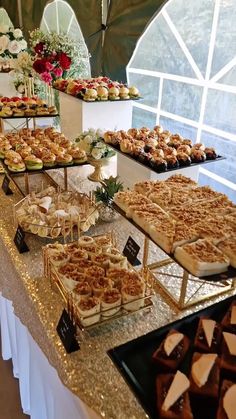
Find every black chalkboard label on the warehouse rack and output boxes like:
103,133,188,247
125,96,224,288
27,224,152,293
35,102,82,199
123,236,140,266
14,225,29,253
57,309,80,353
2,175,13,195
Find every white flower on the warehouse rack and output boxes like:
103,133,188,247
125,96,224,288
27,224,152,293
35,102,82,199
0,24,10,34
19,39,27,51
78,139,91,154
96,128,104,138
17,83,25,93
84,135,93,144
13,28,23,38
91,148,103,160
0,35,9,54
8,40,21,55
88,128,96,135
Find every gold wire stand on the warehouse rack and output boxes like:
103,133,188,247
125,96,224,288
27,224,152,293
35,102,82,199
142,236,236,310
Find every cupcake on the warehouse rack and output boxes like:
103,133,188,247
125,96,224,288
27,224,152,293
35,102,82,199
77,296,100,327
78,236,94,247
191,149,206,163
177,145,191,155
73,281,92,300
101,288,121,317
122,281,145,311
177,152,191,167
166,155,179,169
92,277,112,296
150,157,167,172
205,147,217,160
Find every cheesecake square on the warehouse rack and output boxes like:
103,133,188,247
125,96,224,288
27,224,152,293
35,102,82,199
194,317,222,353
152,329,190,372
156,373,193,419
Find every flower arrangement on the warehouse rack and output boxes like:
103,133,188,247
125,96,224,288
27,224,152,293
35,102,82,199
0,24,27,68
10,51,42,95
30,29,89,85
75,129,116,160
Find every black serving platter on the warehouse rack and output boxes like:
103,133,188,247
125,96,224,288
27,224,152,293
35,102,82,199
103,141,225,174
108,294,236,419
54,88,141,102
1,159,88,175
0,113,59,119
110,201,236,282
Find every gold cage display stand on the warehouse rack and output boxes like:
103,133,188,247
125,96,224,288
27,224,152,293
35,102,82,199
111,203,236,310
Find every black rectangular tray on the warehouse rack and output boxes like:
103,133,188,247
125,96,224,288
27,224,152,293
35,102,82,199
111,201,236,282
0,113,59,119
108,294,236,419
54,88,141,102
103,140,225,174
1,159,88,175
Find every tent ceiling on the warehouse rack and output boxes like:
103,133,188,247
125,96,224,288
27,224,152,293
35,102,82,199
0,0,164,81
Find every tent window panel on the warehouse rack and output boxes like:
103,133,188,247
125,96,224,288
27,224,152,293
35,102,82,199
211,0,236,79
200,131,236,185
57,0,72,29
129,14,195,77
204,89,236,134
161,80,202,121
67,17,85,44
132,107,156,129
128,74,159,108
218,66,236,87
43,6,58,33
166,0,214,77
159,116,197,142
198,172,236,203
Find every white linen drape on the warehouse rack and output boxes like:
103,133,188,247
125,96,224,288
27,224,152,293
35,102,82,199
0,293,98,419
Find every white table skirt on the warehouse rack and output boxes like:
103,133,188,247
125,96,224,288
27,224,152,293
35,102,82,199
0,294,98,419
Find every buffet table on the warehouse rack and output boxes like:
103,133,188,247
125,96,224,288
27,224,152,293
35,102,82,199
0,175,235,419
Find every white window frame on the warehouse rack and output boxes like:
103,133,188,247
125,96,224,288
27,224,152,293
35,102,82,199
127,0,236,194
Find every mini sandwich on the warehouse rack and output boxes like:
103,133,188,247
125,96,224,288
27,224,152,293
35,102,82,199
24,155,43,170
129,86,140,98
42,153,56,168
97,85,108,101
108,86,120,100
84,88,98,101
7,161,25,172
119,86,130,100
69,148,87,164
56,153,73,166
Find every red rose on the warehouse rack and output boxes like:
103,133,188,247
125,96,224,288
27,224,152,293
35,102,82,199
57,52,71,70
33,59,47,74
34,42,45,54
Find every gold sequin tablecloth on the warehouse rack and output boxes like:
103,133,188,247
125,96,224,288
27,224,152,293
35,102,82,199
0,176,235,419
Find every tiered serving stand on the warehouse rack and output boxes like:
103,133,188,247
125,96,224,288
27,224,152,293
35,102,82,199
94,139,235,309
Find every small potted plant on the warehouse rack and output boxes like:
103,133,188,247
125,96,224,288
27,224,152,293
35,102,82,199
94,176,123,222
